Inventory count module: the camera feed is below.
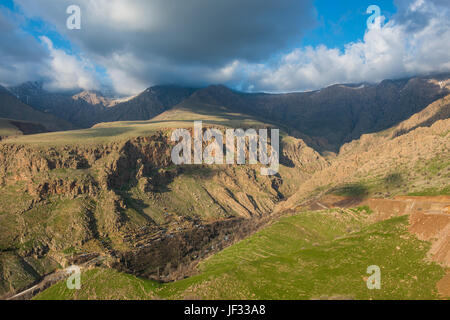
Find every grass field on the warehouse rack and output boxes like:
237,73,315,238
35,209,446,300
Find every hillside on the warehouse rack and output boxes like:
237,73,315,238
277,93,450,212
181,75,450,152
1,77,449,300
0,103,327,298
0,118,48,139
30,94,450,299
0,86,75,132
35,207,448,300
9,75,449,153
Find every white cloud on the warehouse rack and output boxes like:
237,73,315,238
40,36,99,91
4,0,450,94
100,51,148,95
234,2,450,92
14,0,317,94
0,8,48,87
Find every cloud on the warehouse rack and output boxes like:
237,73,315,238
0,8,48,87
0,6,100,91
39,36,99,91
16,0,317,63
3,0,450,94
236,0,450,92
393,0,449,31
14,0,318,94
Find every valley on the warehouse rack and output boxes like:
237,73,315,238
33,195,450,300
0,75,449,300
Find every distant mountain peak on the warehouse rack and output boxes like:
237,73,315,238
72,90,112,107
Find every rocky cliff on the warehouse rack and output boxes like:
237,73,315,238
0,128,324,296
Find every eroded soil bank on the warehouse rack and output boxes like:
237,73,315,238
298,194,450,298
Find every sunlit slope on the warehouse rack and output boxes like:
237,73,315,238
1,101,286,146
35,209,445,300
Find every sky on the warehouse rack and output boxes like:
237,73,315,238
0,0,449,95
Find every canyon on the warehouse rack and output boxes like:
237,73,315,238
0,75,448,299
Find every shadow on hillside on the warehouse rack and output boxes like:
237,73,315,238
115,164,219,223
328,182,370,200
71,127,135,139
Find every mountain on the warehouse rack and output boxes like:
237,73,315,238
10,82,108,128
277,92,450,212
10,91,447,300
182,75,450,152
97,85,197,123
72,90,116,107
0,85,75,132
0,75,449,300
10,75,449,153
10,83,197,128
0,100,328,297
0,118,48,139
27,86,449,301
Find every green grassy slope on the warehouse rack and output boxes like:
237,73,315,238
35,209,446,300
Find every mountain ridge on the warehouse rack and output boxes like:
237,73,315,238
7,74,450,153
0,85,76,133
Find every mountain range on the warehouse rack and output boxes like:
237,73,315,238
2,74,449,152
0,74,449,300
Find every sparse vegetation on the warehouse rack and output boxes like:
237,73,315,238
35,211,445,300
1,81,449,300
384,173,404,188
407,186,450,196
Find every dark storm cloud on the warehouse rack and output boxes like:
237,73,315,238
0,8,49,86
6,0,450,94
14,0,317,92
17,0,317,65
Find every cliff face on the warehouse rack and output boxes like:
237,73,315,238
2,77,448,298
0,130,324,296
276,95,450,212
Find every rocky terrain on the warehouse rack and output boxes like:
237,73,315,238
179,75,450,152
277,92,450,212
0,108,326,297
0,75,448,299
